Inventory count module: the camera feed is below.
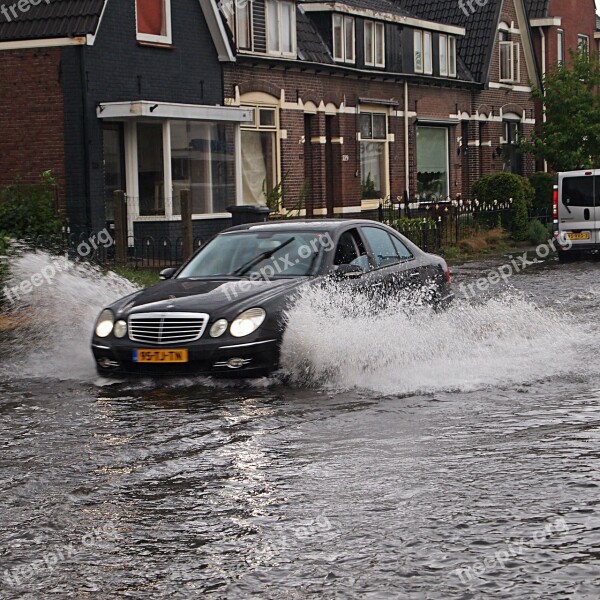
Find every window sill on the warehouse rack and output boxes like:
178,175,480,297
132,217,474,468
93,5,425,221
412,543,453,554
137,40,175,50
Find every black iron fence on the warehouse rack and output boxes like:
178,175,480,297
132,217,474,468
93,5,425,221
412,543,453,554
62,229,205,268
377,197,552,253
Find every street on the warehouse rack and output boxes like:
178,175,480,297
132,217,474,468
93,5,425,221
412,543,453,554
1,252,600,598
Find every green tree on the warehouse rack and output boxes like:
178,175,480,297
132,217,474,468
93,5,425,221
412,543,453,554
525,51,600,171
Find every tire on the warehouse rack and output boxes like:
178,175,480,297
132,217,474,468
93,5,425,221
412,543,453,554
557,248,580,263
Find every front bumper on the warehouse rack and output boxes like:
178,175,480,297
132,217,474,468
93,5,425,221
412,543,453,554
91,335,281,377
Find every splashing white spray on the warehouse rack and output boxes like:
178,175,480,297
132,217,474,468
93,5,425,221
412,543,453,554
280,283,589,395
0,250,138,380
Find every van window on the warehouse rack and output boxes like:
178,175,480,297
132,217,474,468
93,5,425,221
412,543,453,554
561,176,594,207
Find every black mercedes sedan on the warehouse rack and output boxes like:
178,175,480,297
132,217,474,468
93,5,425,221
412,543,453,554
92,219,452,377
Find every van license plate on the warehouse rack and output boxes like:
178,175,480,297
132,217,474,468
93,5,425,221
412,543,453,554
566,232,591,241
133,349,189,363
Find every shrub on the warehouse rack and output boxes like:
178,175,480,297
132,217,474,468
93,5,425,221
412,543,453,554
471,173,530,241
527,219,550,245
0,172,63,242
528,171,555,212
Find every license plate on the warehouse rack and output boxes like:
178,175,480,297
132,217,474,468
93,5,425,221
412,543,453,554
133,349,189,363
566,232,591,241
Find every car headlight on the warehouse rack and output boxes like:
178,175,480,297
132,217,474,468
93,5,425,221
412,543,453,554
230,308,266,338
113,320,128,339
95,309,114,338
210,319,228,338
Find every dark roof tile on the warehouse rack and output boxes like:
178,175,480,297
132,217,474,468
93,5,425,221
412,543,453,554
0,0,105,42
297,7,334,63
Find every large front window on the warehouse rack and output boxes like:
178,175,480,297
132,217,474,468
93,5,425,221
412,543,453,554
136,0,172,44
416,126,449,202
266,0,296,56
241,106,278,206
171,121,236,216
135,119,238,218
359,112,387,199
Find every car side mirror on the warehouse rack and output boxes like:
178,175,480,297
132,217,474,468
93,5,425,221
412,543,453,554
333,264,364,279
159,267,178,280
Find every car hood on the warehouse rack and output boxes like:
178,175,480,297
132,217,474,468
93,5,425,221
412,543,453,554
109,277,308,318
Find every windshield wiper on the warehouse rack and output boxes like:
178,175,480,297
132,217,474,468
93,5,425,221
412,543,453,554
231,237,296,277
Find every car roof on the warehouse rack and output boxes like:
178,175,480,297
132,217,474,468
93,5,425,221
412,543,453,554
222,219,383,234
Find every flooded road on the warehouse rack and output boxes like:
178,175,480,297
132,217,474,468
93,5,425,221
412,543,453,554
2,252,600,598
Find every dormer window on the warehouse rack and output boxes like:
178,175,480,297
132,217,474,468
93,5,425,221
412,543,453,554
266,0,296,57
136,0,172,45
333,14,355,63
364,21,385,67
414,30,432,74
499,29,520,83
221,0,252,51
439,35,457,77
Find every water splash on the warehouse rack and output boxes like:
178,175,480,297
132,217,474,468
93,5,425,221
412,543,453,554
280,282,590,395
0,250,138,380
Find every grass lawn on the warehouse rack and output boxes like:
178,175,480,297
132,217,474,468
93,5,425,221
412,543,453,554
110,266,161,288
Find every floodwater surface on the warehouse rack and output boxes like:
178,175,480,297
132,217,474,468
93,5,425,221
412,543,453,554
1,251,600,598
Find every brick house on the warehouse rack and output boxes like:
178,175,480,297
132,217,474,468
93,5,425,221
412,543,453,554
221,0,540,217
0,0,250,242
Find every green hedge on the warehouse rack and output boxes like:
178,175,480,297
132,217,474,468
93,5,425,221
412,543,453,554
0,172,63,242
528,171,555,212
471,173,532,241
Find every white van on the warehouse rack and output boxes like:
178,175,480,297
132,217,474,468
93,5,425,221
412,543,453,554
554,170,599,261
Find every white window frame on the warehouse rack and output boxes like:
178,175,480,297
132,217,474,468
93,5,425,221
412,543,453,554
578,34,590,56
448,35,457,77
424,31,432,74
135,0,172,45
241,102,280,207
557,29,564,64
439,34,448,77
364,20,385,67
235,0,253,51
266,0,296,57
499,40,520,83
414,30,423,73
125,118,243,222
358,109,390,200
332,13,355,63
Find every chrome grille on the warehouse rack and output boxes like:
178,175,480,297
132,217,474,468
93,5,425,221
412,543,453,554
128,312,209,345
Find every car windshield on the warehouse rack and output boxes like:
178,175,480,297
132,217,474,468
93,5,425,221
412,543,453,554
178,230,331,278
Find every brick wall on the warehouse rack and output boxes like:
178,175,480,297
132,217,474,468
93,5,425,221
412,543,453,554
0,48,66,213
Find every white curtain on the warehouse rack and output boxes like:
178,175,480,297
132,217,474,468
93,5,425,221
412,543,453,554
242,131,270,206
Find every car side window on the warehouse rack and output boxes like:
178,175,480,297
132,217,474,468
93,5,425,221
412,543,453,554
390,235,413,260
334,229,369,269
361,226,401,268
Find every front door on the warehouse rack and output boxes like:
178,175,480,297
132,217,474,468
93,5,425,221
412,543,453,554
102,123,126,223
